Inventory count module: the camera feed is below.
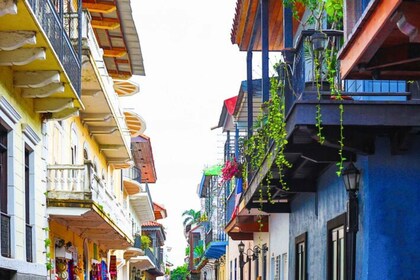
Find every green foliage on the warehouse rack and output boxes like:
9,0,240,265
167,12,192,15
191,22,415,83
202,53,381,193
185,246,190,256
245,63,292,193
182,209,202,227
170,264,189,280
193,245,204,258
285,0,346,176
140,235,151,250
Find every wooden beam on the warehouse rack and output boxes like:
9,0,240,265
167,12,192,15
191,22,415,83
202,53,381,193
103,48,127,58
340,0,402,78
366,44,420,71
91,18,120,30
82,3,117,14
228,232,254,241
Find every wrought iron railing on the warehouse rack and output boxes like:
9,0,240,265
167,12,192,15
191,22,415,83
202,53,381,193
144,247,159,268
26,224,33,262
123,166,142,184
27,0,82,96
1,212,11,258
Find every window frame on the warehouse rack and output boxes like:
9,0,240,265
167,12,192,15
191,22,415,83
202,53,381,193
295,232,307,280
327,213,347,280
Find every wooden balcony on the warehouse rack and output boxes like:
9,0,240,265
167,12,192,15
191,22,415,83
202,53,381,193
46,162,132,249
339,0,420,80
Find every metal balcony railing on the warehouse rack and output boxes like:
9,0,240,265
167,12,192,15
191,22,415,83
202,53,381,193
27,0,82,96
1,212,11,258
144,247,159,268
226,190,236,223
123,166,142,184
26,224,33,262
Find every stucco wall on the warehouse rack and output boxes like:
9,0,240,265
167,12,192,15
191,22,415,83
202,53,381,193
288,136,420,280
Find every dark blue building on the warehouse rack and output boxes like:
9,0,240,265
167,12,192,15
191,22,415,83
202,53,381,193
226,0,420,279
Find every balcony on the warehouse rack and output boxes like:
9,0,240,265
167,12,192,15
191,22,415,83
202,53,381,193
46,162,132,249
128,182,154,224
204,229,227,259
339,0,420,80
240,30,420,213
0,0,83,117
122,166,142,195
79,9,132,167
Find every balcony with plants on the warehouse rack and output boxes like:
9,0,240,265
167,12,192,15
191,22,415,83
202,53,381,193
46,160,133,249
0,0,84,117
228,0,420,226
197,168,228,260
141,221,166,276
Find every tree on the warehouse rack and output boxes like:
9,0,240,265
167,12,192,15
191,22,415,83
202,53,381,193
181,209,201,227
170,264,189,280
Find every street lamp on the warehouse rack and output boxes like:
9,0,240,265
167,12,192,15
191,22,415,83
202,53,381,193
342,162,361,280
238,241,266,280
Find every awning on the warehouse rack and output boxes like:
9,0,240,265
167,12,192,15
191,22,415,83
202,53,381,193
204,241,228,259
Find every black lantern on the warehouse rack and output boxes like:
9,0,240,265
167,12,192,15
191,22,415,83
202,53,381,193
342,162,360,192
238,241,245,255
311,31,327,51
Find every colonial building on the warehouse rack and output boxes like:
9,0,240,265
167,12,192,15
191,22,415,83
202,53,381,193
0,0,84,279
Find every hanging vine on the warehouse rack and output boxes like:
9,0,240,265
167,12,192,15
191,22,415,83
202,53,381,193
283,0,346,176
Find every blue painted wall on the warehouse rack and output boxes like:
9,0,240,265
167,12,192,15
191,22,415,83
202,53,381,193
289,136,420,280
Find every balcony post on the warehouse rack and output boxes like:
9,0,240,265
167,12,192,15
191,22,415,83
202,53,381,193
261,0,269,103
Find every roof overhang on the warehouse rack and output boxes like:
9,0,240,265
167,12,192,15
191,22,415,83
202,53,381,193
130,256,155,270
130,192,155,223
153,203,167,220
47,204,133,249
83,0,145,78
230,0,303,51
124,110,146,137
124,247,144,260
132,135,157,183
339,0,420,80
123,177,141,195
225,203,268,240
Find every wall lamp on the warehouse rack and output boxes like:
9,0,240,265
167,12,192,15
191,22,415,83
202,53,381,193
342,162,361,280
238,241,268,280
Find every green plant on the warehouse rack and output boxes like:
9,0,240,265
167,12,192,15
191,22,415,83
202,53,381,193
284,0,346,176
182,209,202,227
140,235,151,250
43,228,52,271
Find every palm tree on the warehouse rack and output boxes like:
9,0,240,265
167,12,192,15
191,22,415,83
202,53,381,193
182,209,201,227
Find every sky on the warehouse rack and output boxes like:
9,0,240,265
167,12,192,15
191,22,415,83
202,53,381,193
123,0,247,268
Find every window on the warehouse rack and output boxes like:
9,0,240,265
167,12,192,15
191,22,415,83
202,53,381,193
327,213,346,280
295,232,307,280
274,255,280,280
281,253,288,280
70,124,78,165
0,123,10,258
25,145,33,262
230,260,232,280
